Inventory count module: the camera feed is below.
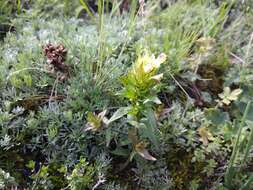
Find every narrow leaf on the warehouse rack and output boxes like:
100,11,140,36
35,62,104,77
107,107,130,124
106,128,112,147
142,109,159,148
79,0,95,19
135,142,157,161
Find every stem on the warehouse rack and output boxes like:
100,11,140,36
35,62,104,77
242,121,253,164
79,0,95,19
168,72,191,100
225,101,251,185
96,0,105,80
230,101,251,165
245,32,253,67
17,0,21,14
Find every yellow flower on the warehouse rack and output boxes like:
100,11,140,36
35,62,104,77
150,73,164,82
142,53,167,73
133,52,166,74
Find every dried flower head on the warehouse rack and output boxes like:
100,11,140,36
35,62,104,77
43,43,70,80
43,43,68,72
138,0,146,17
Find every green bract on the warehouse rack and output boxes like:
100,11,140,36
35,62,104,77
120,52,166,115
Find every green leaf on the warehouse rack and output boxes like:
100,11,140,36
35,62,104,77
106,128,112,147
142,109,159,149
237,102,253,121
128,120,142,128
225,166,236,188
79,0,95,19
26,160,35,169
107,107,131,124
128,128,138,145
110,147,130,157
205,108,230,125
143,96,162,105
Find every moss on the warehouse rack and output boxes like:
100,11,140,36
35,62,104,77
166,147,205,190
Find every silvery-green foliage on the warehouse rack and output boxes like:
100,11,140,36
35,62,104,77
103,182,128,190
0,168,15,189
134,159,172,190
159,102,206,149
0,135,12,150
